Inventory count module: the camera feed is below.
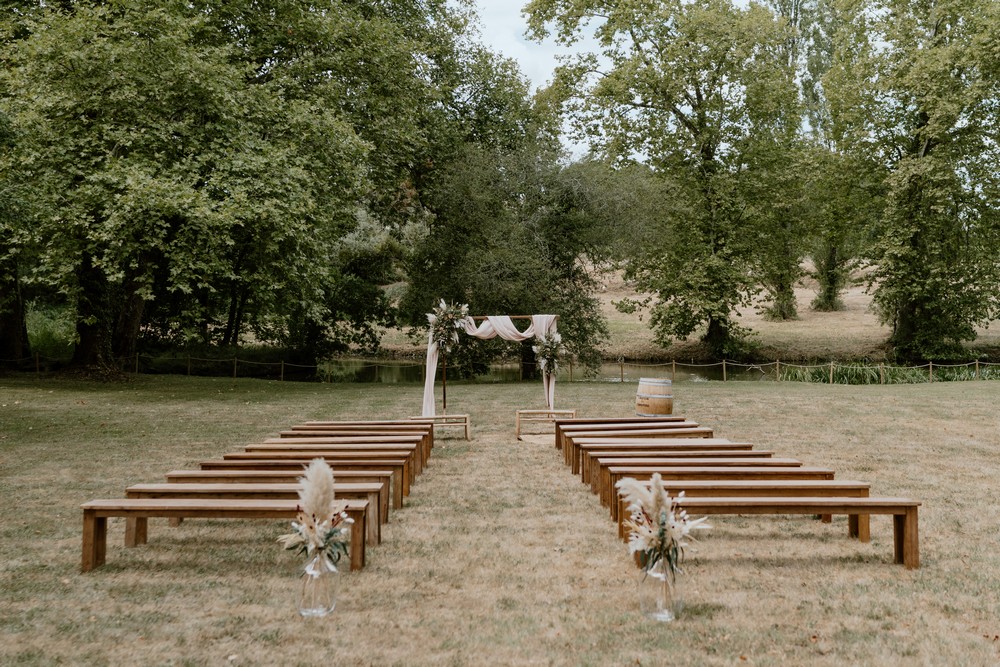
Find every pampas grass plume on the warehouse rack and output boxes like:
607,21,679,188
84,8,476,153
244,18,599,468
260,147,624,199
299,458,337,522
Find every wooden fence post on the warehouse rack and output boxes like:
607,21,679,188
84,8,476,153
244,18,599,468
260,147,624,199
879,362,885,385
671,359,676,382
620,359,624,383
929,362,933,383
722,360,727,382
280,360,285,382
976,359,980,380
829,361,834,385
776,359,780,382
233,357,238,379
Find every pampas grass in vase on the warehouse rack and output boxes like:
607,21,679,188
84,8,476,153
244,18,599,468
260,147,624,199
616,473,709,621
277,459,353,617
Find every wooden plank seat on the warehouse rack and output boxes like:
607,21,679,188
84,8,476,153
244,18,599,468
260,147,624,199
216,451,415,485
557,420,704,456
598,457,803,507
582,449,775,489
126,482,388,546
554,416,689,449
81,498,369,573
264,434,431,468
247,440,426,475
613,479,872,538
555,415,700,449
602,466,836,513
560,427,714,465
669,496,921,568
223,449,419,483
200,458,412,498
165,469,402,509
565,436,753,476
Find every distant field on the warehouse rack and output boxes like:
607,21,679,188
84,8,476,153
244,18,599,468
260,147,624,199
381,270,1000,362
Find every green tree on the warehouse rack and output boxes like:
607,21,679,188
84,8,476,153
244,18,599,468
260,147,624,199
527,0,801,357
2,2,368,366
0,109,31,366
825,0,1000,359
400,141,611,376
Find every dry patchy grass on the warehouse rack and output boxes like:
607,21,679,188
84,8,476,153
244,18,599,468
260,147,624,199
2,376,1000,665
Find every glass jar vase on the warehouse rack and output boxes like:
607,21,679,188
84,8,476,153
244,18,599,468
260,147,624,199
637,559,681,622
298,553,339,617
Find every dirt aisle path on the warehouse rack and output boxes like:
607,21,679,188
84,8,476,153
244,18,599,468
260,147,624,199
348,424,636,664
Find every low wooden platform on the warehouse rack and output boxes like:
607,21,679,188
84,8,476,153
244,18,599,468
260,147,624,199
408,414,471,440
515,409,577,438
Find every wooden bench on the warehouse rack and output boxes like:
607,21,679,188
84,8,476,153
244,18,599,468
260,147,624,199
212,451,415,486
613,479,872,538
246,440,426,475
515,409,577,438
265,433,431,468
602,466,836,512
81,498,368,572
565,436,753,476
670,496,921,568
165,469,402,509
290,421,435,455
554,416,689,449
126,482,388,546
200,458,411,498
582,449,774,489
560,427,714,465
408,414,471,440
555,415,687,449
557,421,705,456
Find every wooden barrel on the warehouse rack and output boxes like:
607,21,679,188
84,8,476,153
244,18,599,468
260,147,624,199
635,378,673,417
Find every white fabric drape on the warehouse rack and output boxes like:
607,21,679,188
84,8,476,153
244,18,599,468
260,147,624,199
421,315,558,416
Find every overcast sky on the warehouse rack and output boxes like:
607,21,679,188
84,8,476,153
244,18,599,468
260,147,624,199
469,1,599,156
469,1,567,93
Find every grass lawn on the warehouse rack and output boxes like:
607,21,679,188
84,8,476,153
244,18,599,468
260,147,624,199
2,375,1000,665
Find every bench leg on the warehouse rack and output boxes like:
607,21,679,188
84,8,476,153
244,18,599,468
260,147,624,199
848,514,870,541
894,509,919,569
350,515,365,571
390,474,403,509
82,511,107,572
125,517,148,547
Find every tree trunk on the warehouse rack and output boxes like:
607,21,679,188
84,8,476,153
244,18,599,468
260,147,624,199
70,254,114,367
812,244,845,311
112,288,145,360
702,316,730,358
0,264,30,367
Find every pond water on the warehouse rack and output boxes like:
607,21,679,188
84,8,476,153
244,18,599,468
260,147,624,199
318,358,772,384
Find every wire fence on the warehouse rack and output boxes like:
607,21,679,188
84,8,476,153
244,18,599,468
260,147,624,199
4,352,1000,385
